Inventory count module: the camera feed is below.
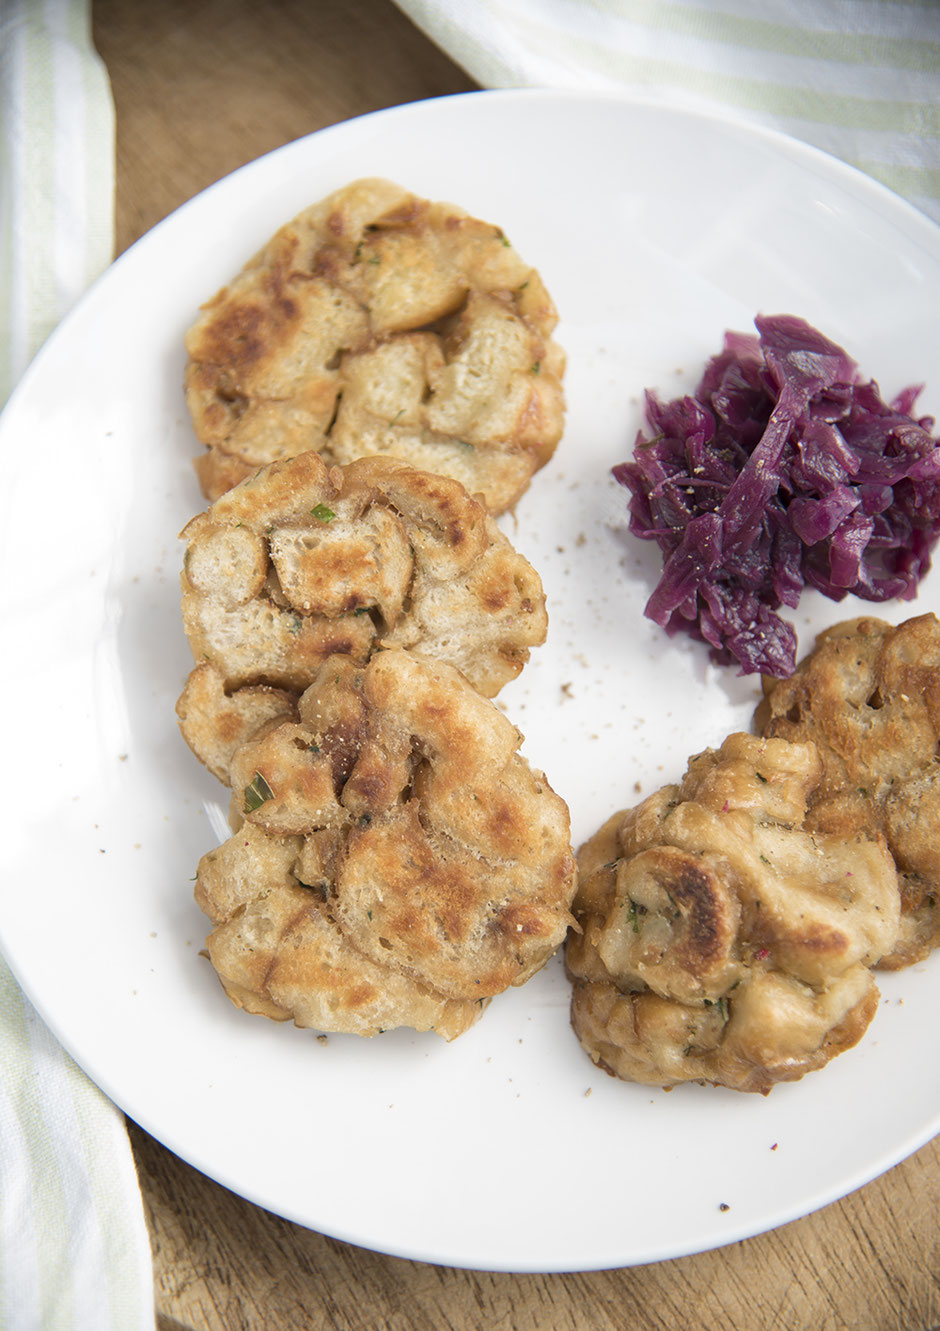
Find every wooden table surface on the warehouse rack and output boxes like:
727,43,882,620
91,2,940,1327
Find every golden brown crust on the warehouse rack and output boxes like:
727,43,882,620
176,662,298,785
570,966,879,1095
757,614,940,968
195,650,577,1036
196,824,481,1040
184,178,566,514
178,451,548,781
566,733,899,1092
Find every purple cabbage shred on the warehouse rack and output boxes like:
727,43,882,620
613,314,940,677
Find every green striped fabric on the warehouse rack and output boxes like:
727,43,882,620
0,0,115,402
0,3,154,1327
394,0,940,223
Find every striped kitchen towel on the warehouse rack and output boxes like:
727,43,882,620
394,0,940,225
0,2,155,1328
0,0,115,400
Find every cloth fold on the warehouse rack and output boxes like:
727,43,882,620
0,0,115,399
0,2,154,1328
394,0,940,224
0,957,155,1331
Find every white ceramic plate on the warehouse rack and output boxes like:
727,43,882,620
1,89,939,1273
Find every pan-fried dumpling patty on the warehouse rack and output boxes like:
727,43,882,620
195,649,577,1037
184,177,565,513
177,451,547,781
756,614,940,969
566,733,899,1093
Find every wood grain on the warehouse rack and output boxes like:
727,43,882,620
130,1117,940,1331
92,1,940,1326
94,0,477,254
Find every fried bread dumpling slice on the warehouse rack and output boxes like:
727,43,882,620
756,614,940,969
184,177,565,513
178,451,547,780
194,649,577,1037
566,733,899,1093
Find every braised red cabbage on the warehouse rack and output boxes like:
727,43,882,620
613,314,940,676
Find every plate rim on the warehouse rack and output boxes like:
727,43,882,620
1,85,939,1274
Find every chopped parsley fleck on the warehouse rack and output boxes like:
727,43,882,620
244,771,274,813
755,772,768,783
531,361,541,375
310,503,336,522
